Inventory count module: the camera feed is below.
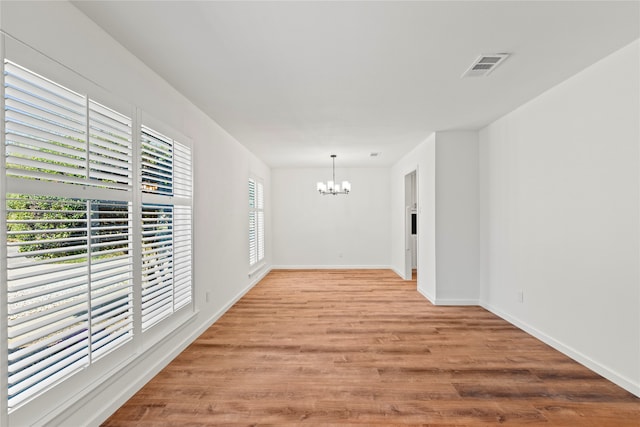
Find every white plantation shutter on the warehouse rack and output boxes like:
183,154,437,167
5,61,133,191
88,101,133,190
248,178,257,265
248,177,264,267
139,127,193,331
5,61,87,184
141,204,174,330
257,181,265,262
89,200,133,359
6,197,134,408
6,196,90,409
2,60,192,414
173,206,192,309
174,141,192,199
141,126,173,195
248,210,257,265
173,141,192,309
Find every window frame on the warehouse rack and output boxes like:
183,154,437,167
248,176,265,270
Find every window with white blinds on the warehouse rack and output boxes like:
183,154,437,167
139,126,192,331
248,177,264,267
5,61,133,190
3,60,193,410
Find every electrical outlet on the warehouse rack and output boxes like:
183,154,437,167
205,292,210,303
517,290,524,303
338,253,343,258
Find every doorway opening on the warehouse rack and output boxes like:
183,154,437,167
404,170,417,281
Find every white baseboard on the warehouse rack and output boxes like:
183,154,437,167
79,268,272,427
271,264,391,270
481,301,640,398
433,298,479,306
390,266,408,280
415,287,478,306
248,264,272,287
417,286,436,304
199,267,271,334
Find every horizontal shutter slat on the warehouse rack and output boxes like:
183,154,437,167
88,100,130,130
91,253,131,268
91,263,130,278
92,334,131,360
7,259,88,285
91,293,132,319
88,101,133,190
4,85,84,121
92,316,133,346
6,119,86,151
89,114,132,140
89,200,133,353
88,138,132,159
8,337,88,383
7,152,86,177
8,356,88,409
6,110,85,141
6,97,84,131
5,61,85,108
141,125,173,195
7,270,87,296
6,131,85,159
8,298,87,329
8,348,88,408
141,203,174,331
7,323,87,364
89,161,133,177
8,273,87,305
8,312,89,349
5,167,89,186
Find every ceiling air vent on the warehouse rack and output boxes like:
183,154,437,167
462,53,510,78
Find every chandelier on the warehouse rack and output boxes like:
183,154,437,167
317,154,351,195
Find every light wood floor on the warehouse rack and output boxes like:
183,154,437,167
103,269,639,426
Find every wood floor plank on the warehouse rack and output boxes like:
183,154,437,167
102,269,640,426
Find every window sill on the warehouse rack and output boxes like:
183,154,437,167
248,262,266,278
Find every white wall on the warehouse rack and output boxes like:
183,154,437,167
390,131,479,305
435,131,479,304
1,2,272,425
272,167,390,268
479,40,640,396
390,134,437,298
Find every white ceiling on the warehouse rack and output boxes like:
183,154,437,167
73,1,639,167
